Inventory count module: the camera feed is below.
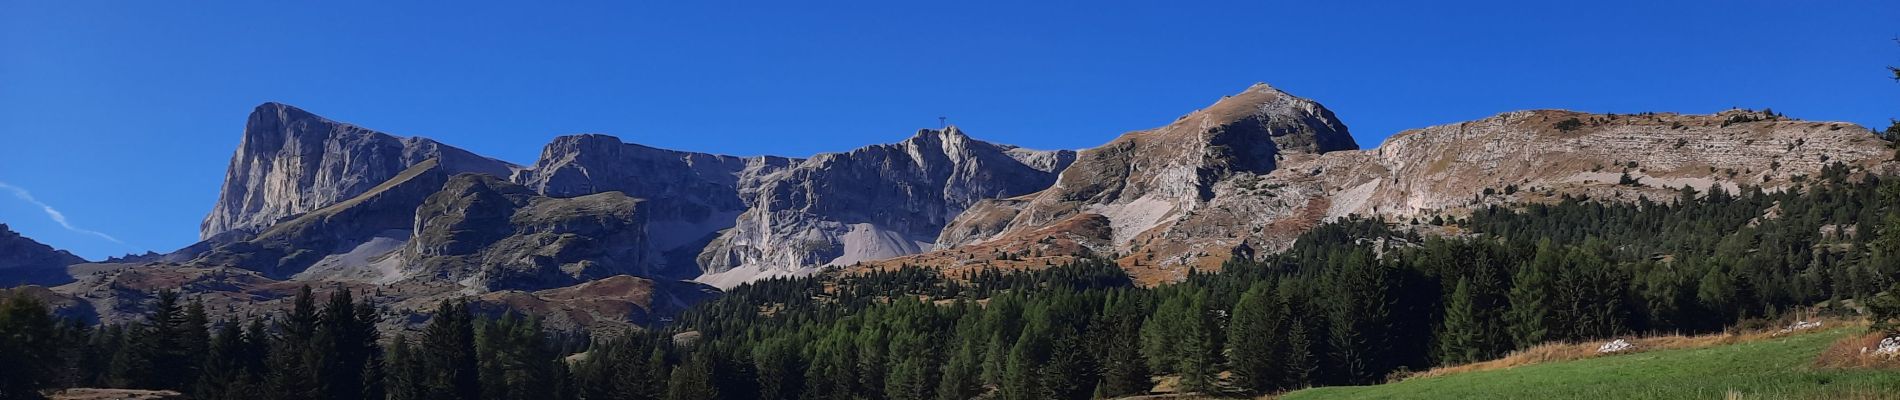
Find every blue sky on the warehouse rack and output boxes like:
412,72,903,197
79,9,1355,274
2,1,1897,260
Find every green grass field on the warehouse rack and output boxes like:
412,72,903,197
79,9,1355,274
1281,329,1900,400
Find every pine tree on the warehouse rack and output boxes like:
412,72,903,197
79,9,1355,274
1177,292,1217,391
754,338,806,400
269,286,321,400
0,292,59,400
179,299,212,392
1326,251,1394,384
1001,329,1047,400
385,336,424,400
420,300,479,400
1093,293,1150,398
664,354,719,400
1037,333,1094,400
1283,318,1318,386
141,290,191,390
1868,282,1900,335
1507,244,1554,349
1226,282,1285,393
1436,278,1482,365
195,321,248,400
884,331,936,400
106,328,151,389
933,338,980,400
314,289,378,400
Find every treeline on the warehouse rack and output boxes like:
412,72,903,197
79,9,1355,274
3,169,1899,399
0,287,584,400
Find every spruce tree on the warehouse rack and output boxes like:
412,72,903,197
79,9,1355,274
314,289,377,400
420,300,479,400
1326,251,1393,384
664,354,719,400
1507,244,1554,349
1436,278,1482,365
1283,319,1318,386
179,299,212,392
1093,293,1150,398
385,336,424,400
1226,282,1285,393
141,290,190,390
0,292,59,400
195,321,248,400
269,286,321,400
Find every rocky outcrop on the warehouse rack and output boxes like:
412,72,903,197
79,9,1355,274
401,174,652,291
890,86,1897,285
1300,109,1897,218
0,224,86,286
511,134,796,277
193,159,457,278
200,102,514,239
82,84,1896,330
695,127,1074,287
935,83,1356,259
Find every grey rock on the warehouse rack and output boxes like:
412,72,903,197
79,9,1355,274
192,158,458,278
696,127,1073,286
402,174,652,291
200,102,514,239
511,134,797,278
0,224,87,286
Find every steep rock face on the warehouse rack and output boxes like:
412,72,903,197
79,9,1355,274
401,174,652,292
1302,109,1899,218
200,102,514,239
936,83,1355,258
511,134,796,277
901,99,1897,285
192,159,456,278
694,127,1074,286
0,224,86,286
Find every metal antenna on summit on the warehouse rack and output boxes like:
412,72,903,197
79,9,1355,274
939,116,947,129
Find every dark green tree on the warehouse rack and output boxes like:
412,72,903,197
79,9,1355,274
269,286,321,400
1507,243,1555,349
664,354,719,400
1226,281,1286,393
1436,278,1483,365
0,292,59,400
420,300,479,400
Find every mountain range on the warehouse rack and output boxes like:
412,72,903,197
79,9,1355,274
3,83,1893,331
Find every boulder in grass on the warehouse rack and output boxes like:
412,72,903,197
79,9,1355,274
1598,339,1635,353
1777,321,1822,334
1874,337,1900,356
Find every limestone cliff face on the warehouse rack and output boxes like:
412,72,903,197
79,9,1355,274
935,83,1356,257
511,134,797,277
896,87,1897,285
0,224,86,286
192,159,457,279
1303,109,1898,219
200,102,514,239
693,127,1074,287
128,86,1900,327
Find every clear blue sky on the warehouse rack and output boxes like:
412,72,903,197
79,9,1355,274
2,1,1897,260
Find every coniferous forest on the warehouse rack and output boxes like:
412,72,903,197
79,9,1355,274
5,166,1900,400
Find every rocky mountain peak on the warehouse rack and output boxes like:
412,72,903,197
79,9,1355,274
201,102,515,239
694,127,1075,287
0,224,88,286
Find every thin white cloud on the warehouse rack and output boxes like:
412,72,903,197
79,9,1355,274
0,181,123,244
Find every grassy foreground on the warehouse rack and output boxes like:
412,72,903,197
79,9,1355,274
1280,328,1900,400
